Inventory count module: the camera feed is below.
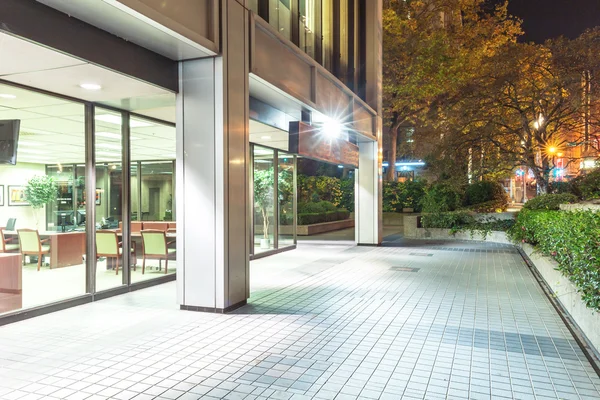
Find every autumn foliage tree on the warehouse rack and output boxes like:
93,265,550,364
445,29,600,193
382,0,521,180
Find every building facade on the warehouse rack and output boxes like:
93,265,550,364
0,0,383,321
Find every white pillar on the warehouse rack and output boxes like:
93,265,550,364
356,141,382,245
176,1,250,312
356,0,383,246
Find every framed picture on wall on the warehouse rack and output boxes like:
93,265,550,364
8,185,28,206
0,185,4,206
95,188,101,205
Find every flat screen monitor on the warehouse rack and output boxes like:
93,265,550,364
0,120,20,165
77,209,86,226
54,210,75,228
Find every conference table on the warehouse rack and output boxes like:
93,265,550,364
4,231,86,269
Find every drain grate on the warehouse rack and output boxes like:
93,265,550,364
390,266,420,272
410,252,434,257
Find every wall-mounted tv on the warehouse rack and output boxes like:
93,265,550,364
0,120,20,165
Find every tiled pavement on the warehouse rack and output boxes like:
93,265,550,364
0,239,599,400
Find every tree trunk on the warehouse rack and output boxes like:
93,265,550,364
385,123,400,181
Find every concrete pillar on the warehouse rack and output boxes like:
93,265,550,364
176,1,250,312
356,0,383,245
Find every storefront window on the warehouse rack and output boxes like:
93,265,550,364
253,146,275,254
278,152,295,248
131,118,176,283
0,83,86,314
94,108,125,291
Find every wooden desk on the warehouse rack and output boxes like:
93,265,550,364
0,253,22,312
5,231,86,269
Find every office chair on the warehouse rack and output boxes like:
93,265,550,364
6,218,16,231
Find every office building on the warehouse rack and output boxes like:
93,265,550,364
0,0,382,320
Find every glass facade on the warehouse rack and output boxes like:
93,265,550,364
251,144,297,257
248,0,366,96
0,82,176,317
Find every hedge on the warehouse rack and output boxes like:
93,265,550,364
522,193,578,211
421,211,515,236
508,210,600,311
298,210,350,225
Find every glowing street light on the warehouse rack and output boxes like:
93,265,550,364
322,119,343,138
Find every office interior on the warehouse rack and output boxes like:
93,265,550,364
0,82,177,315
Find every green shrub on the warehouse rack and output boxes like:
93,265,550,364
298,175,342,206
549,181,575,195
574,169,600,200
382,180,427,213
422,211,515,236
522,193,578,211
421,211,475,230
508,210,600,311
339,178,355,211
298,202,324,214
421,183,462,213
466,199,509,213
464,180,509,207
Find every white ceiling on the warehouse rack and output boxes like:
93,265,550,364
37,0,215,61
0,32,176,123
0,83,175,165
250,120,289,151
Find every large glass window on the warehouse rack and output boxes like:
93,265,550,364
0,83,87,314
270,0,292,40
94,108,125,291
278,152,295,248
253,146,275,254
300,0,316,58
131,118,176,283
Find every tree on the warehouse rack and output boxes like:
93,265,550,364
382,0,521,180
445,29,600,193
24,175,58,229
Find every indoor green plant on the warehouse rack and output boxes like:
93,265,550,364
24,175,58,229
254,168,275,249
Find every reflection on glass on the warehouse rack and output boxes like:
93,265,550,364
0,84,86,315
278,153,295,248
270,0,291,40
300,0,316,58
131,119,176,283
95,108,125,291
253,146,275,253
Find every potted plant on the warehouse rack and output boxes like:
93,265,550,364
254,168,274,249
24,175,58,229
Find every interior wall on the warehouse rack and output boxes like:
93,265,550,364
141,176,172,221
0,163,46,230
95,167,107,223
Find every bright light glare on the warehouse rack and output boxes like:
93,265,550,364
322,120,342,138
0,94,17,99
548,146,557,154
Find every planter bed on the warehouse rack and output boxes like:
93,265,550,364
279,219,355,236
521,243,600,362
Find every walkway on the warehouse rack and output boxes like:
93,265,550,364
0,239,599,400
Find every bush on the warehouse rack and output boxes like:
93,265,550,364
421,183,462,213
339,178,355,211
421,211,514,234
549,181,575,195
297,209,350,225
508,210,600,311
298,175,342,206
574,169,600,200
466,199,508,213
464,180,509,207
522,193,578,211
382,180,427,213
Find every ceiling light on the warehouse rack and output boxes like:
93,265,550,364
96,131,121,140
98,143,122,150
96,131,141,140
95,114,153,127
79,83,102,91
18,140,44,147
261,136,271,140
0,94,16,99
22,128,56,135
19,148,46,154
97,151,120,157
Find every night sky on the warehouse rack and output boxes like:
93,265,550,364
503,0,600,43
